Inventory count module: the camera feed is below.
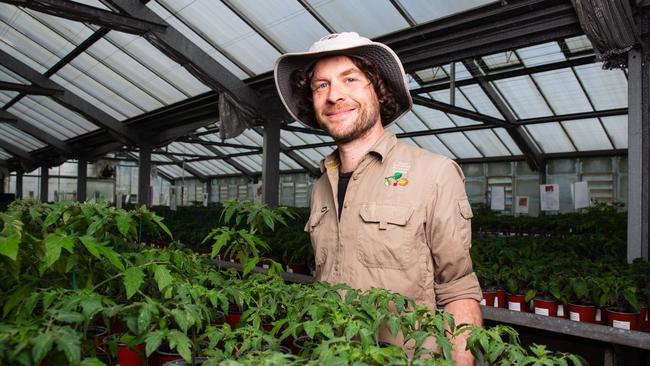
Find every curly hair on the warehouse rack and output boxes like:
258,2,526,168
289,55,401,126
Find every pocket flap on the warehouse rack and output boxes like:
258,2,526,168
458,199,473,219
308,206,329,230
359,203,414,228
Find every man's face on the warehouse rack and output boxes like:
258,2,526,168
310,56,381,144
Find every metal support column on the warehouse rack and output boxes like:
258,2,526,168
138,146,152,207
15,171,22,199
206,178,212,205
40,167,49,202
262,119,280,207
627,47,650,261
77,158,87,202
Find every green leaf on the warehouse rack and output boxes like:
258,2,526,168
53,310,85,323
43,207,64,227
153,215,173,239
345,321,360,340
242,257,259,277
80,297,102,319
171,309,190,333
3,285,32,317
138,306,152,333
123,267,145,299
393,172,402,179
386,316,400,337
86,217,105,236
145,330,165,357
304,320,317,339
80,358,107,366
42,233,69,271
56,328,81,365
96,245,125,272
0,234,20,261
32,332,54,364
116,211,133,237
79,235,101,259
154,265,173,293
168,330,192,363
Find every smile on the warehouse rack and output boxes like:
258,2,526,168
325,108,355,118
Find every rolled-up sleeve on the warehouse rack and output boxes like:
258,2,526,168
427,159,482,307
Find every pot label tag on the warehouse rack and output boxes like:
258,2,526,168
535,308,549,316
612,320,630,330
595,309,601,321
508,302,521,312
570,312,580,321
494,298,499,307
480,299,486,306
557,304,565,317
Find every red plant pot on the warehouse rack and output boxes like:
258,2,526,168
638,304,648,331
495,289,507,308
84,326,107,354
226,312,241,329
533,297,558,317
480,290,496,307
607,307,640,331
507,293,527,312
153,346,182,366
568,303,596,323
117,343,146,366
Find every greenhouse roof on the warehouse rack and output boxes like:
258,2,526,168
0,0,628,179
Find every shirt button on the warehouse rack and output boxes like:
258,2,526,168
353,175,359,181
343,202,349,208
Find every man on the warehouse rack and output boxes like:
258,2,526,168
274,32,482,365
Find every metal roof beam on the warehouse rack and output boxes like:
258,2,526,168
175,138,261,150
0,49,138,145
411,95,508,126
0,0,166,35
462,59,544,171
516,108,628,125
158,154,207,182
0,110,74,156
0,81,63,96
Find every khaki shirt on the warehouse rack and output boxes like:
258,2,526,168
306,131,482,310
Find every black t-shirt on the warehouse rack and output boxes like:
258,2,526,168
337,171,353,220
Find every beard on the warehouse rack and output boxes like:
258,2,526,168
316,101,381,144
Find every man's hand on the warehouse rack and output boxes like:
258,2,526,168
443,298,483,366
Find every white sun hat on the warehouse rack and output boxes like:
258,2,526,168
274,32,412,129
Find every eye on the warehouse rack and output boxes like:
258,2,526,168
313,82,328,91
345,77,357,83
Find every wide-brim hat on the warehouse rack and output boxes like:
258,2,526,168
274,32,412,130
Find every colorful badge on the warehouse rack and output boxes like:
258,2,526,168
384,172,409,187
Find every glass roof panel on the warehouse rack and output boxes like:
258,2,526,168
561,118,612,151
70,0,110,10
158,0,280,75
229,155,262,172
227,0,328,53
395,111,428,132
428,90,483,126
482,51,521,69
459,85,503,119
24,8,94,44
0,124,46,151
574,64,627,110
411,104,455,129
280,153,302,170
516,42,565,67
532,68,592,114
69,51,163,111
52,66,143,119
493,76,553,118
493,128,522,155
156,164,184,179
0,148,12,160
411,135,455,158
8,96,98,140
87,38,188,104
0,65,28,83
146,1,249,79
305,0,409,37
105,32,209,96
564,35,593,53
414,66,448,84
152,154,172,163
0,20,60,72
524,122,575,153
437,133,482,158
600,115,627,149
0,91,19,102
400,0,496,24
464,129,512,156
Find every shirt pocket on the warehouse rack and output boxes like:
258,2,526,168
307,206,332,278
356,203,417,269
457,198,473,250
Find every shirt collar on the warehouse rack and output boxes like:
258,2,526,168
319,131,397,173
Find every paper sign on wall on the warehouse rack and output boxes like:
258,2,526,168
540,184,560,211
490,186,505,211
573,181,590,209
515,196,529,214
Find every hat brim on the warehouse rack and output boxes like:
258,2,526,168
274,43,412,130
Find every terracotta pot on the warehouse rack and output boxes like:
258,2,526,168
495,289,507,308
507,293,527,312
568,302,596,323
533,297,558,317
480,289,496,307
607,307,640,331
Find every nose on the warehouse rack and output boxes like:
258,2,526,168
326,81,345,104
